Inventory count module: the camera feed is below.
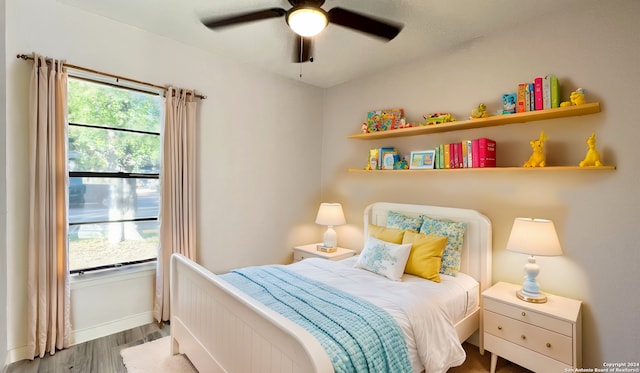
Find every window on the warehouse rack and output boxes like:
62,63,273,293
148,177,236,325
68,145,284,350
67,77,162,273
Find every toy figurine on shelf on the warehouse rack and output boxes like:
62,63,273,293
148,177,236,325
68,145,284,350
561,88,586,107
423,112,455,125
361,122,368,133
579,132,603,167
394,157,409,170
397,118,412,129
523,130,548,167
470,103,489,119
570,88,586,105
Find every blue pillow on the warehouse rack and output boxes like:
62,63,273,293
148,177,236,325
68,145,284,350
419,216,466,276
386,211,423,232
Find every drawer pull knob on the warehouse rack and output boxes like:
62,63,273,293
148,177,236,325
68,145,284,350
521,311,526,317
497,326,502,330
546,343,552,348
521,335,526,340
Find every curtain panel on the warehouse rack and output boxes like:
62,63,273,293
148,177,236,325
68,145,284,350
26,54,71,358
154,87,198,322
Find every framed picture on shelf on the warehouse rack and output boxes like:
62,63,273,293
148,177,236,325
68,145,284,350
410,150,436,170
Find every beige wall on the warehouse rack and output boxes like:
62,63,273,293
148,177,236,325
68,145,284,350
4,0,324,364
3,0,639,369
1,0,8,368
321,1,640,367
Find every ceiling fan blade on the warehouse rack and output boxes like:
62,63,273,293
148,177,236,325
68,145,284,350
328,7,403,41
293,35,313,63
203,8,286,29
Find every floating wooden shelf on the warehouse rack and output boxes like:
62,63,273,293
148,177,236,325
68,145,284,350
347,103,601,140
348,166,616,173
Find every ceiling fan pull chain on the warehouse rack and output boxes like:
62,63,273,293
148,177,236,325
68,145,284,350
299,37,304,78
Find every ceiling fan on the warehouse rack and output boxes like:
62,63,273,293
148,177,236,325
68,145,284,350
202,0,403,63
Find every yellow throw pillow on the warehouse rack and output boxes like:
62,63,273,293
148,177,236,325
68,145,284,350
368,224,406,244
402,230,448,282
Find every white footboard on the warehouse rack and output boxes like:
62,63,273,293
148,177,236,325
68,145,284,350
170,254,334,373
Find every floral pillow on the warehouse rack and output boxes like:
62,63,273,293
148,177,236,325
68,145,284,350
419,216,467,276
386,211,423,232
354,236,412,281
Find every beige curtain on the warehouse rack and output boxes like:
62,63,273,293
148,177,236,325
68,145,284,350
154,87,198,322
26,54,71,358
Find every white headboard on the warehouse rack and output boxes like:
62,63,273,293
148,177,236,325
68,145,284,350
364,202,492,292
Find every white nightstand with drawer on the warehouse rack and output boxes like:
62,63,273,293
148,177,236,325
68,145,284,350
482,282,582,373
292,243,356,262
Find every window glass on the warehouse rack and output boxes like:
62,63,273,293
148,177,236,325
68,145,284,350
68,126,160,174
67,78,161,273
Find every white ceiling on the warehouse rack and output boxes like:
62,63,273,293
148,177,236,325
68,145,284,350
57,0,580,88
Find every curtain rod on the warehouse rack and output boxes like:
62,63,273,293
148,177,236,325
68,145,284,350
16,54,207,100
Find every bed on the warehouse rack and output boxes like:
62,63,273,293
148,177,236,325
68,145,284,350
169,202,492,372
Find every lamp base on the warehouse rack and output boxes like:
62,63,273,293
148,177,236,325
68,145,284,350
516,289,548,303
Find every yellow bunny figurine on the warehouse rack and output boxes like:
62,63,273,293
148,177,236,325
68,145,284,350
523,130,547,167
579,132,603,167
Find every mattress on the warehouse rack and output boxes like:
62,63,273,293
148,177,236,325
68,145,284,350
286,256,478,373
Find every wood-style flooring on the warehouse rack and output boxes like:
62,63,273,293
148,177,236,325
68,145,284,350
5,323,530,373
5,322,169,373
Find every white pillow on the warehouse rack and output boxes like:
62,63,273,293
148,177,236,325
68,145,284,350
354,236,412,281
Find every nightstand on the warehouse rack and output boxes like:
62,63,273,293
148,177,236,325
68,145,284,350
482,282,582,373
292,243,356,262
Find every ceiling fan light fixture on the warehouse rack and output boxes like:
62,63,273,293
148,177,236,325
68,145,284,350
287,7,327,37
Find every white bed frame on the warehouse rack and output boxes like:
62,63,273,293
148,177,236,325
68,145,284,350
170,202,492,373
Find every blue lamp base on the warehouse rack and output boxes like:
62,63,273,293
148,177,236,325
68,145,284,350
516,255,548,303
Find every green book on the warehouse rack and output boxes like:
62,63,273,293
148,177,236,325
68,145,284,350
550,75,560,108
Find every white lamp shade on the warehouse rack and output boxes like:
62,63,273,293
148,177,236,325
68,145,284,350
506,218,563,256
287,7,328,37
315,203,346,226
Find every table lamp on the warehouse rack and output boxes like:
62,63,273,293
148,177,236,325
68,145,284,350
315,203,346,248
506,217,563,303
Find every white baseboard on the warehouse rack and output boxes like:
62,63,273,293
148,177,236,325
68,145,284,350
71,311,154,345
7,311,154,364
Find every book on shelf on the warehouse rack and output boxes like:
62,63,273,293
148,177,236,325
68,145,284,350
516,83,528,113
543,75,552,110
472,139,480,168
534,77,543,110
443,144,451,169
478,138,497,167
461,140,469,168
502,93,517,114
451,143,459,169
528,83,535,111
549,75,560,108
381,151,398,170
432,139,494,169
378,147,396,170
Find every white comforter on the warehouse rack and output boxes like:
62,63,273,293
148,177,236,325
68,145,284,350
286,257,467,373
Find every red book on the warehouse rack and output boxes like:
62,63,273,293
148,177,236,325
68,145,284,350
449,144,456,169
534,77,543,110
471,139,480,168
478,138,496,168
451,143,458,169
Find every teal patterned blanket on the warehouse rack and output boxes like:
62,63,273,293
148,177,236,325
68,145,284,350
221,265,412,373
